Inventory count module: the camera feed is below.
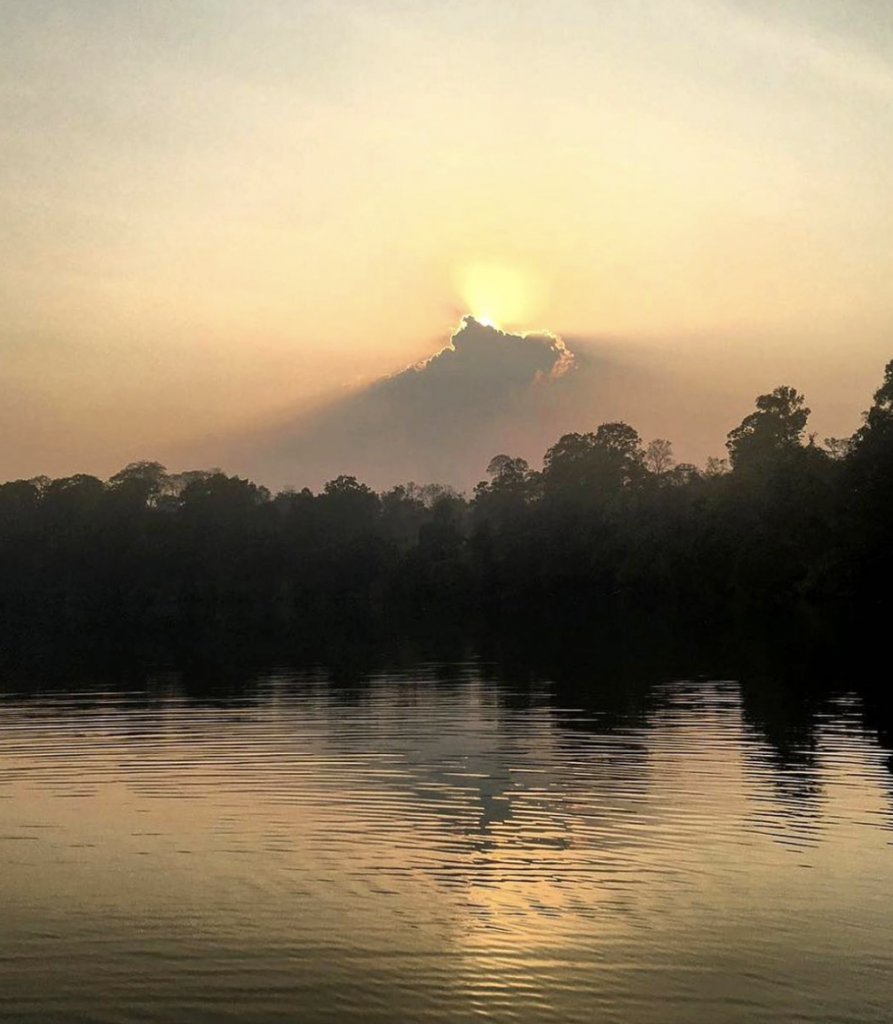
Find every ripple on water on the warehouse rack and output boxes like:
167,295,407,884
0,670,892,1024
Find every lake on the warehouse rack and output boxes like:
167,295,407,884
1,663,891,1023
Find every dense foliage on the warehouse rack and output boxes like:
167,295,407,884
2,361,891,634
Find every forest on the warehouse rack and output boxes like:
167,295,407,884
1,360,891,647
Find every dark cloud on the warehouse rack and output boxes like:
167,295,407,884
213,318,579,490
409,316,575,388
177,317,751,492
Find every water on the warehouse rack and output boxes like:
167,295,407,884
1,665,891,1023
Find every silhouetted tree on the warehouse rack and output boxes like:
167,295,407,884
726,386,810,470
704,456,730,478
644,438,674,476
107,461,170,509
543,422,645,503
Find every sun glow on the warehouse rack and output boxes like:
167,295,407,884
454,261,547,330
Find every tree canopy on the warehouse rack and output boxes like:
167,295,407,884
0,362,891,638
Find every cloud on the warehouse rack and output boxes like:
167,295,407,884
206,317,580,490
172,316,777,493
404,316,575,384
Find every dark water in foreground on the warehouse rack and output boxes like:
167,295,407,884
1,665,892,1023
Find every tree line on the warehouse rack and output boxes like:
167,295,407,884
1,360,891,635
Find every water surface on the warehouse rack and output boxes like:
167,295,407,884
1,666,891,1023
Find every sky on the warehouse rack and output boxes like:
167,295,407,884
2,0,893,484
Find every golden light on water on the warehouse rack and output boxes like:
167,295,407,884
454,262,548,330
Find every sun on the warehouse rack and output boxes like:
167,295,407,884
453,261,547,330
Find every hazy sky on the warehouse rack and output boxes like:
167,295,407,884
3,0,892,482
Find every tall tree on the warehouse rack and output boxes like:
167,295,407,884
726,386,810,470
